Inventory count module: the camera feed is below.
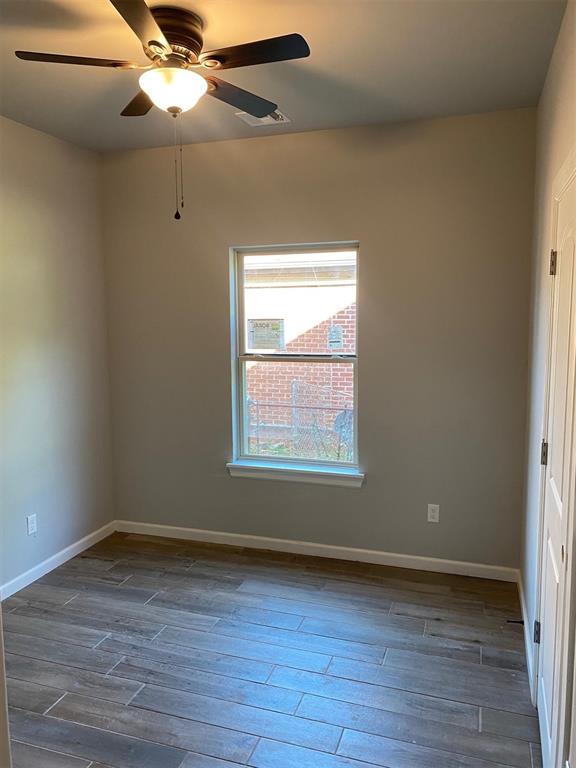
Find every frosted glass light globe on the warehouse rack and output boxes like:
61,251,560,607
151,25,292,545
139,67,208,113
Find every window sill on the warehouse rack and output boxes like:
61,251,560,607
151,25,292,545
226,460,365,488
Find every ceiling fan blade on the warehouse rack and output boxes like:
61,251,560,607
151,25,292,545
199,33,310,70
206,77,277,118
121,90,154,116
15,50,141,68
108,0,172,57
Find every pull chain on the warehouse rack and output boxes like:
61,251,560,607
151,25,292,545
173,113,181,220
171,111,185,220
178,114,184,211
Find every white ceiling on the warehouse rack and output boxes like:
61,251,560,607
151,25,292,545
0,0,566,152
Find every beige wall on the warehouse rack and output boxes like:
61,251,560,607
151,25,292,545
522,0,575,647
103,108,535,568
0,117,114,590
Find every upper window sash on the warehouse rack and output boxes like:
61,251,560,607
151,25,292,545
235,245,358,358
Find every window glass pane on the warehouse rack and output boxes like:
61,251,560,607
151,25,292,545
242,250,356,354
243,361,355,463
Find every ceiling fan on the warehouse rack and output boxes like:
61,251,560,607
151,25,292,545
14,0,310,118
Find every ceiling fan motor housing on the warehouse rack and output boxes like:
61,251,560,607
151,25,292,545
150,6,205,65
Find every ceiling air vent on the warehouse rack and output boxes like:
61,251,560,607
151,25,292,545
235,110,291,127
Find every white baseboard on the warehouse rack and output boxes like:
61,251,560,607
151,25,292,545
115,520,520,582
0,521,116,600
518,573,537,705
0,518,520,601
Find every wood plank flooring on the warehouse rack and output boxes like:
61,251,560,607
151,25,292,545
1,533,539,768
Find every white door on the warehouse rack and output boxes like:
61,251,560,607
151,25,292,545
537,169,576,768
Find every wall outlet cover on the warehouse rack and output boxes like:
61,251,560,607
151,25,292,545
26,514,37,536
427,504,440,523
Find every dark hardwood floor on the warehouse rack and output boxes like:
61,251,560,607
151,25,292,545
2,533,540,768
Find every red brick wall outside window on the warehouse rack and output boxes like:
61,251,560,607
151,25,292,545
245,303,356,461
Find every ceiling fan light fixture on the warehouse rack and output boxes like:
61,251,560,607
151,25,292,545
139,67,207,113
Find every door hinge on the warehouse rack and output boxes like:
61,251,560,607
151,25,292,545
550,249,557,275
534,620,541,644
540,440,549,466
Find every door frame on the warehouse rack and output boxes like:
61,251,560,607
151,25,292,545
569,638,576,768
532,147,576,767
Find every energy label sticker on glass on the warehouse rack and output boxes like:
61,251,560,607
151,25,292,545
327,324,344,349
248,319,285,350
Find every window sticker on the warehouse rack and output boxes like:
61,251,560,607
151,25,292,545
327,324,344,349
248,319,285,350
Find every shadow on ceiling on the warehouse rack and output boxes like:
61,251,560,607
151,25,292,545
0,0,91,29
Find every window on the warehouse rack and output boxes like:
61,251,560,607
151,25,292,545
228,244,363,486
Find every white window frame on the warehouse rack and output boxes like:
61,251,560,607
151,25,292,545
227,242,364,487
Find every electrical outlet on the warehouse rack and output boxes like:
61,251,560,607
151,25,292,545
26,513,37,536
427,504,440,523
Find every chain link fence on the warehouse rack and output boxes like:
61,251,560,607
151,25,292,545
247,381,354,462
